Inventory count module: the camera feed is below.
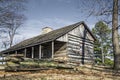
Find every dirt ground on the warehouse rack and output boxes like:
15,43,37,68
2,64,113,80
0,65,120,80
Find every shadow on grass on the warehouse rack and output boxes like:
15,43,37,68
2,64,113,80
0,75,32,80
82,65,120,79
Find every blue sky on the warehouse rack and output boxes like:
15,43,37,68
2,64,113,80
17,0,98,40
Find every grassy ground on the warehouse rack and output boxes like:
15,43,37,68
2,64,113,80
0,65,120,80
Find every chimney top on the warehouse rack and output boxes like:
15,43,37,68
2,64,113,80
42,27,53,34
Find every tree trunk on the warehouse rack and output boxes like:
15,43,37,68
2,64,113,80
112,0,120,70
101,43,104,64
9,33,14,48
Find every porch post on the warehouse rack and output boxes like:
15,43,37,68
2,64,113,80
8,52,9,56
52,41,54,58
15,51,17,55
24,48,27,57
32,47,34,58
39,45,41,59
1,54,3,64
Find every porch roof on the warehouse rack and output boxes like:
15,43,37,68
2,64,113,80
0,21,96,54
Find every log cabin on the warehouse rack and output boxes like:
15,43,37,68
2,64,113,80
0,21,96,65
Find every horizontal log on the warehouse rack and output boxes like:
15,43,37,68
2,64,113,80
55,53,66,55
68,51,82,54
68,55,82,58
68,48,81,51
68,59,92,63
68,34,94,43
68,37,82,43
55,50,66,53
68,47,81,51
68,44,81,48
8,54,24,57
68,59,81,63
68,53,82,56
68,54,93,58
68,50,81,53
68,55,93,60
68,45,81,49
68,51,93,56
54,57,67,61
68,40,93,47
68,38,82,44
54,54,67,57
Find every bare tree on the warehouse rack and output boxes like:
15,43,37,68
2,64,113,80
0,12,25,47
77,0,120,69
0,0,26,48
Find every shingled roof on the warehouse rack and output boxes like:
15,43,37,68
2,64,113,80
0,21,96,54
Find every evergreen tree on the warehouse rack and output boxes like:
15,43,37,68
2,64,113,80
92,21,112,64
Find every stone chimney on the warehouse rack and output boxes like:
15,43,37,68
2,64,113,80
42,27,53,34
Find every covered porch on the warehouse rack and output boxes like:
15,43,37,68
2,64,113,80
4,41,67,60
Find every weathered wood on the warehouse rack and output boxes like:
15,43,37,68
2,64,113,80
68,59,92,64
68,49,81,53
39,45,41,59
68,53,82,56
68,59,81,63
68,39,93,47
15,51,17,55
55,51,67,54
32,47,34,58
54,52,67,57
5,55,24,71
7,53,9,55
68,33,94,42
68,34,94,49
68,38,82,44
67,31,94,65
68,40,93,48
57,34,68,42
52,41,54,58
1,55,4,64
68,55,82,58
24,48,27,58
54,42,68,61
6,54,24,57
68,36,82,42
68,46,81,50
68,42,81,47
68,55,92,60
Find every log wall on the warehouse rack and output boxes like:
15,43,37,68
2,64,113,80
67,33,94,65
56,24,94,65
67,24,94,65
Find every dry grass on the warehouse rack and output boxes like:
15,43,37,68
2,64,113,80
0,65,120,80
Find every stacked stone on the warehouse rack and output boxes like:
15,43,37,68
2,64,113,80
5,54,24,71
